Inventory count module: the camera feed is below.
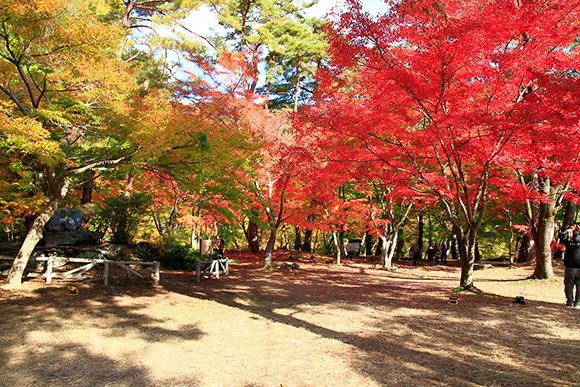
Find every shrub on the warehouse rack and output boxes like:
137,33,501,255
156,244,198,271
94,193,151,244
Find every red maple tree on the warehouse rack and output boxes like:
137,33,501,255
299,0,580,288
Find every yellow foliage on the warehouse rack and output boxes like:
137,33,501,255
0,115,62,164
85,0,113,15
0,0,64,16
0,0,137,154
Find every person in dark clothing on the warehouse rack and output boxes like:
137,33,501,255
214,237,225,257
218,238,225,256
426,245,437,264
410,244,421,265
558,224,580,308
440,244,448,265
434,249,441,265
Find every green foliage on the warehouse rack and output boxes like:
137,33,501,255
261,17,328,110
156,243,198,271
155,230,201,271
157,228,192,248
0,116,63,165
476,221,512,261
95,193,152,243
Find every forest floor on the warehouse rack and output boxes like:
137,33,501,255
1,250,579,387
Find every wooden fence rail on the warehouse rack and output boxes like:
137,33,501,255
33,256,160,286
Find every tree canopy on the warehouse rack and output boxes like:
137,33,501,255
298,0,580,287
2,0,580,290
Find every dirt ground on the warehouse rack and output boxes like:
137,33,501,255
1,250,579,387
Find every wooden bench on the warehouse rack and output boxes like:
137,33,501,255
196,257,229,282
34,256,160,286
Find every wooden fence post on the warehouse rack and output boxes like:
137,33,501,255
154,262,160,286
46,257,53,284
196,259,201,282
104,261,109,286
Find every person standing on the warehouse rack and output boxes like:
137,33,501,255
558,224,580,308
440,244,448,265
213,236,225,257
410,244,421,265
434,249,441,265
426,245,437,265
217,238,225,257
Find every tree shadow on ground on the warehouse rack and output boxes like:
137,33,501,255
0,284,204,386
1,251,578,387
0,343,183,387
163,254,580,387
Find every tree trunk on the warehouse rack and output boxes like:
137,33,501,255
263,226,277,267
533,186,556,279
365,231,373,256
395,230,405,259
122,0,135,28
265,80,271,112
330,225,341,265
451,235,457,260
293,55,302,113
294,226,301,250
301,229,312,252
428,214,433,247
248,219,260,252
261,170,285,268
360,232,367,256
375,240,383,256
508,217,515,264
380,236,389,268
81,171,94,204
338,228,347,259
3,178,71,289
457,226,478,289
521,174,565,277
562,200,577,230
166,193,183,233
116,172,135,243
79,170,94,230
418,214,424,251
518,233,534,263
191,227,198,250
380,227,398,270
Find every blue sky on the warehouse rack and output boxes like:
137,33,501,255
168,0,389,88
305,0,389,18
184,0,389,37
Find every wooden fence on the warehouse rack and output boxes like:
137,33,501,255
31,256,160,286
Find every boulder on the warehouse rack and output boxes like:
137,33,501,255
46,208,83,231
76,250,104,260
136,241,152,258
42,230,104,246
474,262,493,270
98,244,129,259
272,261,300,270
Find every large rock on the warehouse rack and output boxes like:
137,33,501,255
136,241,152,259
42,230,104,246
98,244,129,259
474,262,493,270
272,261,300,270
46,208,83,231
